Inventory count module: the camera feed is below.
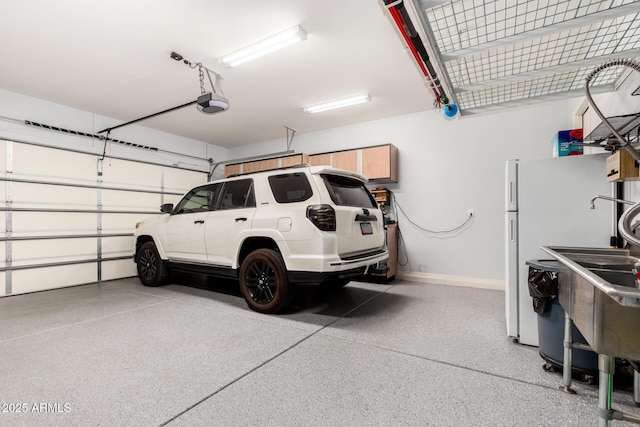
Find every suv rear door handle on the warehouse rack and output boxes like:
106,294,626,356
235,217,247,222
194,220,205,224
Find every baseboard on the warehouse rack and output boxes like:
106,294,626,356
396,271,504,291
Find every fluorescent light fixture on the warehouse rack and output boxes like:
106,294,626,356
303,94,371,113
218,26,307,67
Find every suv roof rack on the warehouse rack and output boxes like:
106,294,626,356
227,163,312,178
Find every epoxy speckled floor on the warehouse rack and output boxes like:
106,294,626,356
1,275,639,426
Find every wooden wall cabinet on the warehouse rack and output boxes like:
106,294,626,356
362,144,398,183
309,144,397,183
281,154,309,168
224,163,241,177
332,150,358,173
224,154,308,177
308,153,331,167
223,144,397,183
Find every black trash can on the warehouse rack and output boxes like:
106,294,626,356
526,259,598,381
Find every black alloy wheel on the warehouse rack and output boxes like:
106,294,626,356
239,249,291,314
136,241,168,287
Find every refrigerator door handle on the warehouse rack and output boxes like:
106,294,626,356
509,217,517,242
508,181,515,207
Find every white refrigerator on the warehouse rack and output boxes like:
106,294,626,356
505,154,613,346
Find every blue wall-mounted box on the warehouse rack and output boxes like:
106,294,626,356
552,129,583,157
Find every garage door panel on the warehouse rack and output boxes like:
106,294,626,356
101,158,161,189
102,213,150,233
164,167,207,193
101,259,136,281
101,189,160,210
12,144,95,181
102,236,134,254
12,238,97,262
12,182,96,208
0,140,6,173
12,212,97,233
11,264,97,295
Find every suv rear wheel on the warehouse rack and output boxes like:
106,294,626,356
136,241,168,287
239,249,292,314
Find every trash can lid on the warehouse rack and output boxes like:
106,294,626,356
525,259,563,272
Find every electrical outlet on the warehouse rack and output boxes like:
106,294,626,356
468,208,474,216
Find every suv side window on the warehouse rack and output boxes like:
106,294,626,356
216,179,255,210
321,174,377,208
174,184,221,214
268,173,313,203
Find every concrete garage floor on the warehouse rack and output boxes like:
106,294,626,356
1,276,640,426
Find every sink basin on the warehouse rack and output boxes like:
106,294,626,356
542,246,640,360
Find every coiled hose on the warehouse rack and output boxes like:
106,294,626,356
585,59,640,162
594,60,640,247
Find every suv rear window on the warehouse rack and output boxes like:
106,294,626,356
321,174,377,208
268,173,313,203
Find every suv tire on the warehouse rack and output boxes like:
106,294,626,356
239,248,292,314
136,241,168,287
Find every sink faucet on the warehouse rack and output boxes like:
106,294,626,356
590,195,636,209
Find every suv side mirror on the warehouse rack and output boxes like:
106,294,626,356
160,203,174,214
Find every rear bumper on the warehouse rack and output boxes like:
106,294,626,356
287,254,389,284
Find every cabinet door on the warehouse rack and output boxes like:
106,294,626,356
224,164,241,177
281,154,304,167
243,161,261,174
361,144,397,182
309,153,332,166
259,158,279,171
332,150,358,173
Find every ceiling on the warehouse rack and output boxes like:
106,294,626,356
0,0,434,148
0,1,638,150
407,0,640,115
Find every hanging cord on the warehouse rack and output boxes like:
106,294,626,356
390,190,473,234
186,61,224,97
186,62,207,94
385,191,408,266
395,223,409,267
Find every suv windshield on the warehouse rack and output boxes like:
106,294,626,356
321,174,377,208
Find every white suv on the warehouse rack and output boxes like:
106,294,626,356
133,165,389,313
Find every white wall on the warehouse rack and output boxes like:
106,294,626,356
0,89,227,172
228,98,586,288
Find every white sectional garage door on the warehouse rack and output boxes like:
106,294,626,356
0,139,207,296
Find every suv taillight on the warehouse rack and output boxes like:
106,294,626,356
306,204,336,231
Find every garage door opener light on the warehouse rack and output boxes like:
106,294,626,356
192,63,229,114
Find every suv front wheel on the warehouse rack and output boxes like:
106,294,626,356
239,249,292,314
136,241,168,287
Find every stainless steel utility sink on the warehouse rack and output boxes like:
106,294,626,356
542,246,640,360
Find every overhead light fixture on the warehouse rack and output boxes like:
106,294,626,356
303,94,371,114
218,26,307,67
